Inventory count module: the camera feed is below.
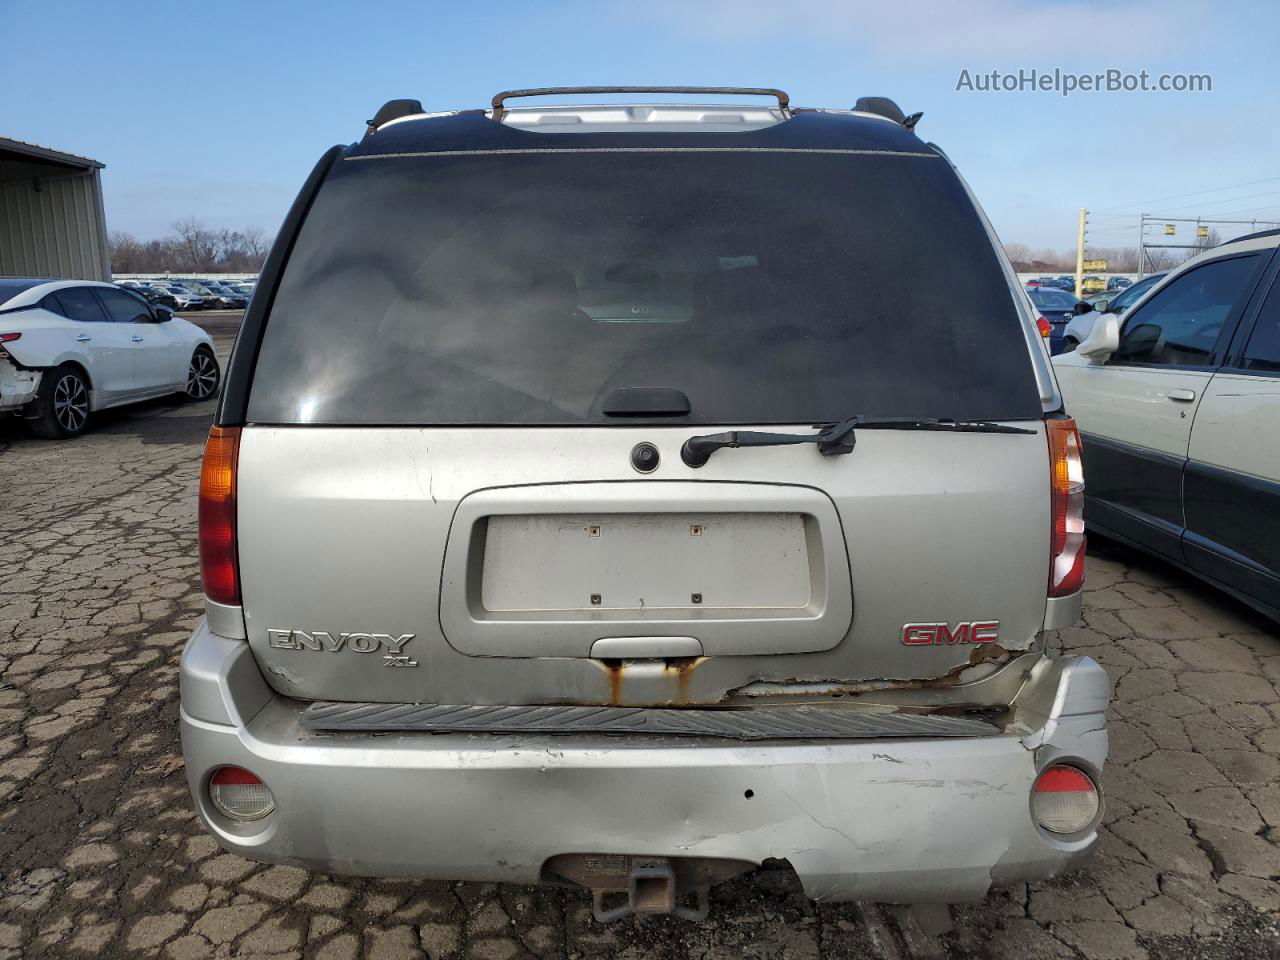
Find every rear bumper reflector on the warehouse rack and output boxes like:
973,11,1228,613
300,701,1000,740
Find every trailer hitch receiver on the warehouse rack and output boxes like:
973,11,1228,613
544,853,755,922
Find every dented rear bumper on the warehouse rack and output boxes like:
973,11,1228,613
0,359,40,413
180,621,1108,903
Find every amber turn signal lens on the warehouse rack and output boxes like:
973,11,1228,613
1047,418,1085,597
199,426,241,606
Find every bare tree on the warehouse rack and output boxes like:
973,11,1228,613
1087,247,1140,273
241,226,268,262
1004,242,1033,269
106,221,273,274
171,217,220,272
1192,228,1222,256
109,231,145,273
1142,248,1182,271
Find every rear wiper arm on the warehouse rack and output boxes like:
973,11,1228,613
680,416,1036,468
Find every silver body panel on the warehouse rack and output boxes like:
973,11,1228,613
234,424,1053,705
181,626,1107,901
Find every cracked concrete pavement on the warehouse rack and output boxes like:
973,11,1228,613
1,313,1278,959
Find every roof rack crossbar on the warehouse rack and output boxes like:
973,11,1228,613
490,86,790,120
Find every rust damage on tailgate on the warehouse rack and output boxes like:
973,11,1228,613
730,643,1017,696
593,643,1025,714
665,656,701,704
596,656,705,706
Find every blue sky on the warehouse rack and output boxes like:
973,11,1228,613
3,0,1276,255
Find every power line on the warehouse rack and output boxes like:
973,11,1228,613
1145,189,1280,215
1091,176,1280,214
1141,210,1280,226
1187,204,1280,221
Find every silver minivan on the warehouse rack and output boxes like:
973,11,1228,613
180,87,1107,920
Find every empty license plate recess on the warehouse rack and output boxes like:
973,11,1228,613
481,513,809,613
439,482,853,658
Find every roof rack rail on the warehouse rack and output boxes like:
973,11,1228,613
853,97,923,131
490,86,791,121
365,99,424,137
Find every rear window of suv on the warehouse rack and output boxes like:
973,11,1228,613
247,149,1041,425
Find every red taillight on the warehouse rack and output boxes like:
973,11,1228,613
199,425,241,605
0,332,20,342
1036,316,1052,338
1047,418,1085,596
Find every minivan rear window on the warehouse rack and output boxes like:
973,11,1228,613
248,150,1041,425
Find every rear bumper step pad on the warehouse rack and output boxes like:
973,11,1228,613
300,701,1000,740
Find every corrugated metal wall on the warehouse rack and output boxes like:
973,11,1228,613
0,170,110,281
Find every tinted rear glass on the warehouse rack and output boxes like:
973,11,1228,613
248,150,1040,425
1030,289,1077,309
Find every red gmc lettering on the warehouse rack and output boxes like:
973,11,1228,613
901,623,937,645
901,621,1000,646
970,621,1000,643
935,622,970,645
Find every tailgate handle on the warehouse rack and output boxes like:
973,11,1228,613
1168,389,1196,402
590,637,703,659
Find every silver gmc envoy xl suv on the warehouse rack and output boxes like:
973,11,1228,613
181,86,1107,920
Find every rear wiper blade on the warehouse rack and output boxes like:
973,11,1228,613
680,416,1036,467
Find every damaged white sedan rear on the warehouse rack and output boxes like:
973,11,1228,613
0,278,219,439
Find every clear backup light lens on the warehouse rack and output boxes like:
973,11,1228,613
1032,764,1099,834
209,766,274,821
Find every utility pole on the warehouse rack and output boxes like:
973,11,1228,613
1138,213,1149,278
1075,208,1087,298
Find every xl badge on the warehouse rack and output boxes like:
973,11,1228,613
267,629,418,667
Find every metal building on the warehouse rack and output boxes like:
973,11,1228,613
0,137,110,281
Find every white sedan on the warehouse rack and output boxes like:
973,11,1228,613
0,278,219,439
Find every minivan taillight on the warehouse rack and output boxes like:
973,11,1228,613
1047,418,1085,596
199,426,241,605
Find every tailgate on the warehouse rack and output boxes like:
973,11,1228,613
235,424,1051,705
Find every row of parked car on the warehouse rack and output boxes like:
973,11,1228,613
116,277,256,312
1026,275,1134,296
1027,273,1165,355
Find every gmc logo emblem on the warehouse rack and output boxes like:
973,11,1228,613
901,621,999,646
